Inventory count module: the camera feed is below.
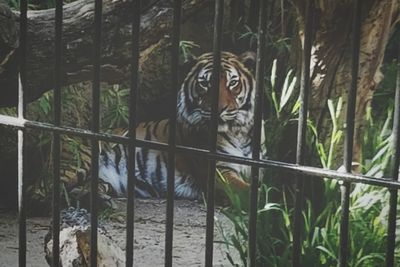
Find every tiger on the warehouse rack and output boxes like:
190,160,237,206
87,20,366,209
99,51,263,200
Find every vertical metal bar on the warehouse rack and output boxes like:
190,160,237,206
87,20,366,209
126,0,140,266
52,0,63,266
165,0,181,266
247,0,266,266
90,0,102,266
292,0,312,265
18,0,28,265
339,1,362,266
205,1,223,266
385,42,400,267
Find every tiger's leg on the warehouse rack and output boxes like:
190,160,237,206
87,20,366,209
217,167,250,190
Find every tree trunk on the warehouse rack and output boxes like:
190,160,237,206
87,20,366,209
294,0,400,167
0,0,212,107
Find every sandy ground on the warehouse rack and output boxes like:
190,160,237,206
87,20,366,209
0,199,238,267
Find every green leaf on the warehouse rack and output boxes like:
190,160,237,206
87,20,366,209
270,59,277,90
280,76,297,110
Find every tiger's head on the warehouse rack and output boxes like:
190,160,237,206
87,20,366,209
177,51,256,131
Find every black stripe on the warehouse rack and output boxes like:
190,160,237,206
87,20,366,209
241,85,253,111
135,178,159,198
218,147,230,154
161,151,169,167
152,120,161,138
178,174,189,186
119,180,126,195
155,155,163,195
183,62,208,113
136,150,146,179
163,120,169,137
219,132,238,149
101,150,109,167
114,145,122,175
218,165,238,174
183,82,197,113
140,126,151,175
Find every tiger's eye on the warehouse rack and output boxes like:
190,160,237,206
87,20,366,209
229,80,239,88
198,80,209,88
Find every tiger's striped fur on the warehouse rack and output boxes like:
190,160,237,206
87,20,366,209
99,51,262,199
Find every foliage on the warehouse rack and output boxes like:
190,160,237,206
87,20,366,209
101,84,130,131
237,25,259,49
219,105,400,266
179,41,200,63
217,57,400,266
263,59,299,159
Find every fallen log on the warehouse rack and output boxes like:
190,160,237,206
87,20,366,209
0,0,212,107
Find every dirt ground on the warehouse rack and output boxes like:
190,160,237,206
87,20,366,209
0,199,239,267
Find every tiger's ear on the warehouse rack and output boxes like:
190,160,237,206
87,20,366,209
239,51,256,72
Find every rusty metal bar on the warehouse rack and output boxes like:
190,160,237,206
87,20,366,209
51,0,63,265
339,1,362,266
165,0,182,266
18,0,28,265
205,1,224,266
1,2,398,267
126,0,141,266
385,40,400,267
292,0,313,265
4,114,400,190
90,0,103,265
247,0,267,266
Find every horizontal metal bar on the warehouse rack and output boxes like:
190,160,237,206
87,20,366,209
2,114,400,190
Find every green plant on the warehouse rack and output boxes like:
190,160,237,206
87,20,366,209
216,169,290,266
101,84,130,131
270,59,299,119
218,68,400,265
179,40,200,63
262,58,299,160
238,25,259,48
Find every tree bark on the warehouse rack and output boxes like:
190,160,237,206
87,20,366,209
294,0,400,166
0,0,212,107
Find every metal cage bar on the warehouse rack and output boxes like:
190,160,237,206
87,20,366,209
339,1,362,266
292,0,313,265
18,0,28,265
385,41,400,267
4,113,400,189
126,0,141,266
4,111,400,190
51,0,63,265
247,0,267,266
205,1,224,266
165,0,182,266
90,0,103,265
5,2,400,266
